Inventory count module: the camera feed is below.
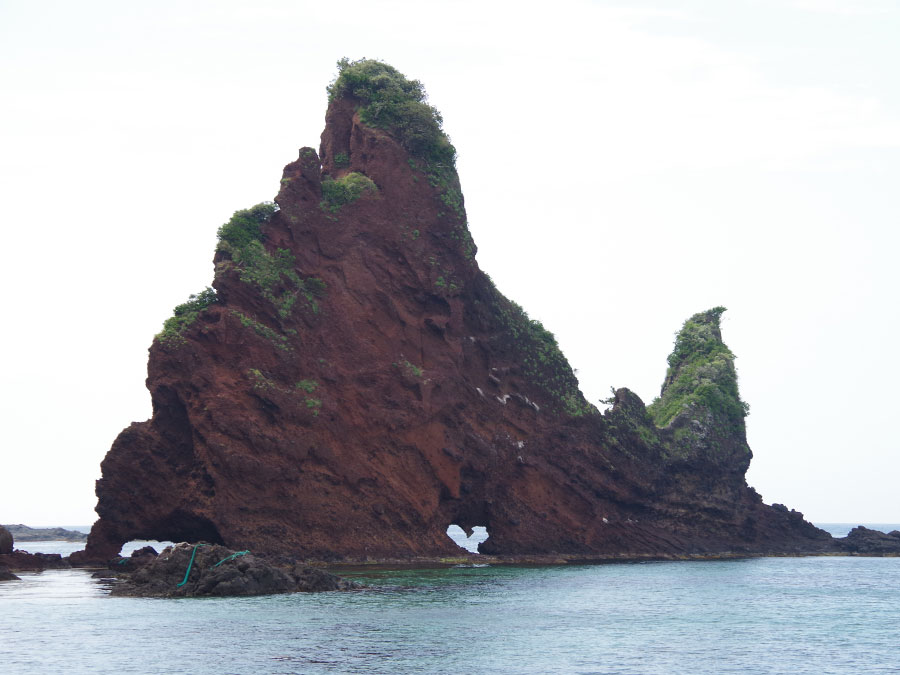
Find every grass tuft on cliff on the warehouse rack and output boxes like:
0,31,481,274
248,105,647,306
320,172,378,212
216,202,278,250
327,58,456,168
328,58,472,262
156,202,279,346
215,202,326,318
484,276,596,417
648,306,750,429
156,287,217,344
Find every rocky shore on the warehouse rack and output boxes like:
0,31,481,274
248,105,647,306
838,526,900,554
1,522,358,595
0,525,71,579
3,521,900,592
96,542,359,597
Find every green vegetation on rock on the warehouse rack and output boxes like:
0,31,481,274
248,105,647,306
295,379,318,393
305,397,322,416
231,310,291,352
216,202,326,317
247,371,322,416
328,59,473,259
247,368,274,390
156,287,217,345
647,306,750,430
399,359,424,379
217,202,278,250
320,172,378,212
327,58,456,167
486,277,595,417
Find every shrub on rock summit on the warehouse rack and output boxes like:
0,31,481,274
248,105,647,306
648,306,750,430
327,58,456,168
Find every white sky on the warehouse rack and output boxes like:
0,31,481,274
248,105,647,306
2,0,898,526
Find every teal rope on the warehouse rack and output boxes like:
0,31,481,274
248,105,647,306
213,550,249,567
176,544,208,587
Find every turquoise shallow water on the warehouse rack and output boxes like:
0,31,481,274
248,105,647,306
2,554,900,674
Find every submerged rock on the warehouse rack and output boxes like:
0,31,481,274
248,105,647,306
109,542,358,597
0,564,20,581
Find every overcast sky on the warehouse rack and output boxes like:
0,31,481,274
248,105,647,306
2,0,898,527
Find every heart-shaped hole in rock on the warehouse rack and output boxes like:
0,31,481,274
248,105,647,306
446,524,489,553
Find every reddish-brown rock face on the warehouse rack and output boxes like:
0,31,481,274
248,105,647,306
78,73,832,563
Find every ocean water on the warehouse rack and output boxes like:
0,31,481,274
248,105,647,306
2,558,899,674
3,541,900,673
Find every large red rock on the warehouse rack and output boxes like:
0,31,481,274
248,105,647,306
75,63,834,563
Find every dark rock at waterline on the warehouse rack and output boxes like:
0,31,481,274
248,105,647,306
288,563,358,592
110,542,358,597
0,550,71,572
0,525,13,554
0,564,21,581
837,526,900,554
104,545,159,572
68,548,107,567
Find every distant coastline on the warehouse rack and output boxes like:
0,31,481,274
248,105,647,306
2,524,88,542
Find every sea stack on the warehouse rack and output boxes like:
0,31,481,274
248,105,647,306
0,526,13,555
76,59,832,563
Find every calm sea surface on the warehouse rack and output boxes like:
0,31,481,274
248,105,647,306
2,524,899,674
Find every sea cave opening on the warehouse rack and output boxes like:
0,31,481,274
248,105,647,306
152,510,225,549
446,524,489,553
